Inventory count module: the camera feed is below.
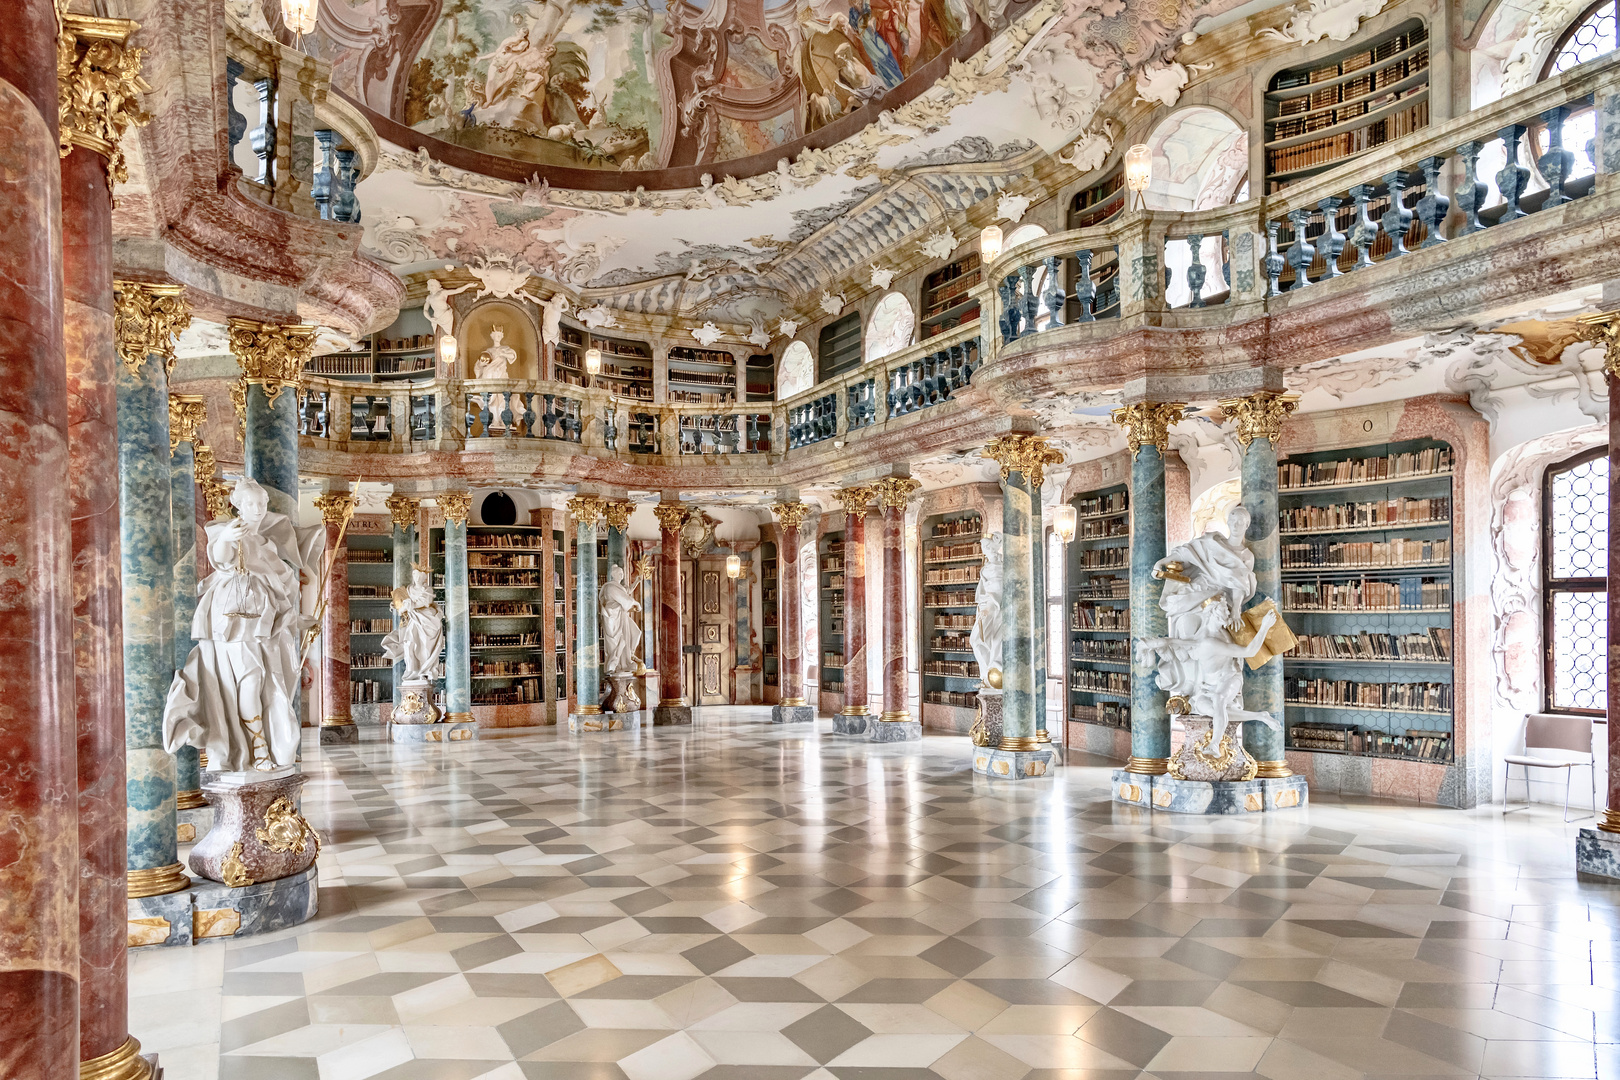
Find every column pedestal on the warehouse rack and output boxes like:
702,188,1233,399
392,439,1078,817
653,703,692,726
870,718,922,742
832,712,871,737
973,746,1057,778
771,702,815,724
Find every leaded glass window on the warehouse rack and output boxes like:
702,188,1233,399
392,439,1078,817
1544,448,1609,714
1546,0,1620,76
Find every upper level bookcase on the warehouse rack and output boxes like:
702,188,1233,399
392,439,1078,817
1264,20,1431,192
1067,170,1124,230
590,333,654,402
667,346,737,405
817,313,863,383
746,353,776,403
921,255,982,340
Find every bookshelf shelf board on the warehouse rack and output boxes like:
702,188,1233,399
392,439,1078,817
1279,470,1452,494
1282,605,1451,614
931,647,977,655
1282,561,1451,575
1069,658,1130,668
351,631,387,637
927,673,983,681
1284,701,1452,716
924,532,981,545
1076,509,1129,522
923,555,986,566
1069,689,1129,700
1266,39,1429,99
923,602,977,609
1070,627,1129,635
1284,657,1450,666
922,296,980,325
1265,83,1429,151
1280,519,1450,537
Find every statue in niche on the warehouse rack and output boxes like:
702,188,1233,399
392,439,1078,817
474,324,518,379
383,564,445,683
540,292,569,350
164,479,322,773
599,565,642,675
969,531,1004,688
1135,506,1296,781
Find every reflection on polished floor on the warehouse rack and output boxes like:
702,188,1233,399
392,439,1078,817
131,707,1619,1080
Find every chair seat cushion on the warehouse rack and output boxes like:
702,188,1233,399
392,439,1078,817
1503,754,1584,768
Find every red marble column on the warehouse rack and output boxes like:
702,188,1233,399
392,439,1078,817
654,503,687,709
64,108,129,1077
777,517,805,705
0,2,80,1075
879,500,908,720
315,492,356,731
1605,367,1620,833
840,492,871,716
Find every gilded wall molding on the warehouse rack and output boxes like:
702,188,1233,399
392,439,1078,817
1577,309,1620,380
193,442,233,520
168,394,207,453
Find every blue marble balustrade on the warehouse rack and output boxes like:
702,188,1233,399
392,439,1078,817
1000,469,1037,745
171,439,201,797
575,520,601,713
1130,445,1171,766
1241,437,1286,767
118,357,179,875
444,520,471,719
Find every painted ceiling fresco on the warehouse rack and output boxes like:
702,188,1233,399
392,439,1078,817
345,0,978,172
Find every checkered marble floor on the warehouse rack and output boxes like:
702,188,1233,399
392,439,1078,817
131,706,1620,1080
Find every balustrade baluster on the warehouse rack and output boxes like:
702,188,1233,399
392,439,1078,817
1075,249,1096,322
334,148,361,223
1414,156,1450,248
251,76,275,187
541,394,559,439
1185,234,1206,307
1380,171,1415,258
1220,230,1231,297
1018,265,1038,335
1453,141,1488,235
226,57,247,155
1284,209,1315,290
1264,220,1285,297
1041,255,1065,327
997,276,1018,343
1347,184,1378,270
1538,106,1575,209
499,392,516,436
1496,124,1531,221
1316,198,1346,278
313,130,335,220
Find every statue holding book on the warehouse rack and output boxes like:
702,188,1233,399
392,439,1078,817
1136,506,1297,781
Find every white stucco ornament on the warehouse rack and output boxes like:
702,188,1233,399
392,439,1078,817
465,253,545,304
996,194,1031,224
819,291,845,316
577,303,619,329
746,316,772,350
1058,124,1116,174
777,318,801,339
1257,0,1387,45
919,229,959,261
1133,61,1209,109
870,265,897,290
691,321,725,347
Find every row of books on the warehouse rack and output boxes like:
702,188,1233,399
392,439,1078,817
927,542,983,563
1071,603,1129,631
1266,96,1428,178
826,574,845,590
471,571,542,586
1072,639,1130,663
932,613,976,631
472,660,546,676
1280,576,1451,611
922,272,981,318
470,602,538,616
1287,628,1453,663
474,678,545,705
1280,497,1450,532
1281,449,1452,490
668,347,734,367
931,634,972,653
924,589,977,607
1074,575,1128,600
1281,537,1450,569
668,390,736,405
1273,49,1428,126
925,566,982,586
1071,670,1130,695
822,557,845,572
349,585,387,598
1070,701,1130,727
667,370,737,387
467,534,547,549
352,653,390,670
350,618,393,633
351,679,388,703
348,549,392,563
472,633,542,647
925,689,980,708
1077,492,1128,518
930,517,982,538
1077,548,1127,568
1080,520,1130,540
1284,677,1454,713
924,659,980,678
469,554,543,569
822,652,844,668
1288,722,1451,760
309,355,376,375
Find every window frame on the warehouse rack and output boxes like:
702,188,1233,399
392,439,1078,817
1541,444,1609,716
1541,0,1620,79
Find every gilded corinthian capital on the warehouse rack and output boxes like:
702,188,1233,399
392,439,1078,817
835,486,873,516
229,318,317,408
982,434,1065,491
602,500,635,533
1110,401,1185,458
1578,310,1620,380
653,502,690,532
313,492,358,527
771,501,811,530
384,494,419,528
169,394,207,453
438,492,473,524
569,494,608,528
1219,391,1300,448
58,14,149,184
872,477,921,509
193,442,233,521
113,281,190,375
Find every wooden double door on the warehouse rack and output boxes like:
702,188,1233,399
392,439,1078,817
682,557,731,705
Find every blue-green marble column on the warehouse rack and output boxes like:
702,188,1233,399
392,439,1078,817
570,496,603,715
118,352,182,889
169,398,203,807
386,495,417,709
1128,443,1171,771
1000,468,1038,747
1239,427,1287,772
1033,491,1047,743
442,496,472,723
243,385,299,521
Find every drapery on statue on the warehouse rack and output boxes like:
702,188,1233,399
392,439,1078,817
968,531,1004,688
1135,506,1296,777
383,565,445,683
599,564,642,676
474,324,518,378
164,478,323,772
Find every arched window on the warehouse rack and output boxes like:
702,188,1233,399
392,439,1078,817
779,340,813,400
1543,447,1608,714
864,293,916,363
1544,0,1620,76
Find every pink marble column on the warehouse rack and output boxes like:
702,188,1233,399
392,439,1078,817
64,103,130,1078
0,3,80,1074
778,519,805,705
315,492,356,735
839,489,872,717
653,503,691,724
879,499,907,719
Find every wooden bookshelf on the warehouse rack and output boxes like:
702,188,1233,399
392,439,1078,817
816,313,863,382
553,324,588,389
432,525,558,713
667,346,738,405
818,531,846,710
1265,20,1431,192
346,533,396,718
761,541,779,702
919,511,983,730
1065,484,1131,742
589,332,655,402
1068,170,1125,230
305,330,436,382
921,254,983,340
746,353,776,403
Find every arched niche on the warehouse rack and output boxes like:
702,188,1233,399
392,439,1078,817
1143,106,1248,213
459,300,540,381
864,292,916,364
779,340,813,399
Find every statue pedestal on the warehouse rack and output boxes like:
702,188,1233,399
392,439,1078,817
603,672,642,713
190,770,320,886
970,689,1003,748
391,721,478,743
870,718,923,742
570,710,642,733
1112,770,1308,814
391,679,442,725
1168,717,1259,782
972,744,1058,780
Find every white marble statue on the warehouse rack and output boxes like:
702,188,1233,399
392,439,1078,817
599,565,642,675
474,324,518,378
1136,506,1281,747
382,566,445,682
423,278,457,341
163,479,321,773
540,292,569,349
969,532,1005,687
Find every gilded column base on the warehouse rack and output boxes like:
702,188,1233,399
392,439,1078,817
780,697,807,706
999,735,1039,752
127,862,190,898
577,704,602,715
1597,807,1620,834
80,1035,152,1080
443,712,474,724
1036,730,1051,743
1125,756,1171,776
320,716,355,728
1253,759,1293,779
840,705,871,716
659,697,686,708
175,788,207,810
879,710,911,722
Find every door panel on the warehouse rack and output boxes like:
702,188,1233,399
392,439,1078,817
687,559,731,704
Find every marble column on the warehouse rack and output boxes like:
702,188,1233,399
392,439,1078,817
0,4,79,1072
1223,392,1298,777
64,20,155,1072
569,495,606,723
440,492,473,724
313,490,357,743
1033,488,1048,743
115,283,190,907
169,397,207,805
604,500,631,580
834,487,873,734
229,320,314,523
652,502,693,725
874,478,922,739
770,502,814,723
385,495,419,710
975,436,1063,778
1112,403,1184,774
